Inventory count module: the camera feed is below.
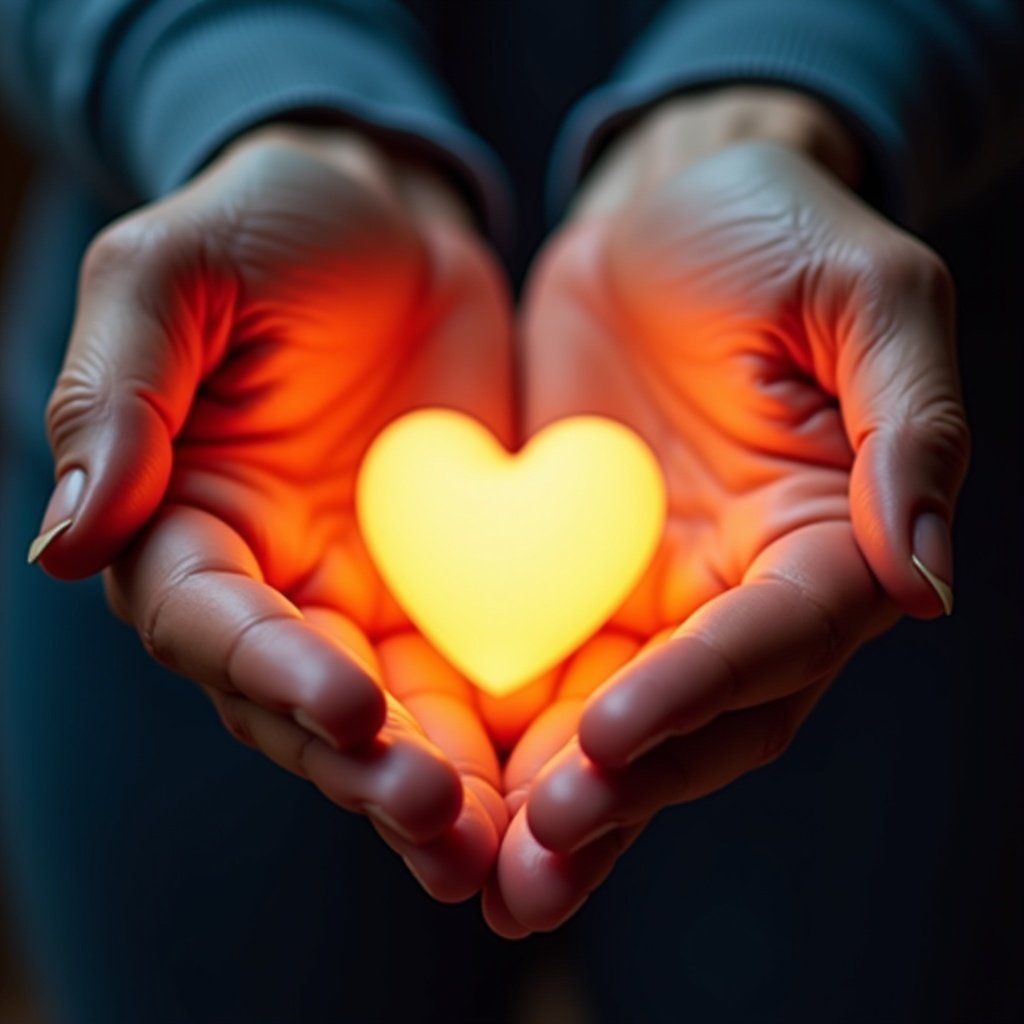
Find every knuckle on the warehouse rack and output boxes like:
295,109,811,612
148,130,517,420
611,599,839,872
45,357,112,452
854,235,955,312
138,589,177,671
136,556,207,674
765,574,848,680
904,401,971,452
80,217,172,286
906,245,955,310
898,403,972,482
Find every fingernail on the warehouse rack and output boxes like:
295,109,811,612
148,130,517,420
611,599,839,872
912,511,954,615
366,803,417,843
27,467,86,564
27,518,74,565
293,708,340,750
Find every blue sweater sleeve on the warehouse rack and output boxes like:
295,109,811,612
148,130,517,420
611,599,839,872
548,0,1024,227
0,0,511,237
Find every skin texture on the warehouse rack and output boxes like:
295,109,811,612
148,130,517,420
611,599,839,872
34,126,516,901
32,88,970,933
486,118,970,935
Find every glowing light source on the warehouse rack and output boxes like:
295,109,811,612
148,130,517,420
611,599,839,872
356,409,666,698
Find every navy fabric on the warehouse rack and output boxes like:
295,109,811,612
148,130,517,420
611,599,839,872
0,2,1022,1021
547,0,1024,228
0,0,512,240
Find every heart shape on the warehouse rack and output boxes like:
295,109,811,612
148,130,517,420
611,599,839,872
356,409,666,697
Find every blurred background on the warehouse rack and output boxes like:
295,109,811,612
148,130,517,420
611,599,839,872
0,118,39,1024
0,73,1021,1024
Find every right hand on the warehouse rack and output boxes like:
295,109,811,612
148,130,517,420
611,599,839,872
486,91,969,936
32,126,515,901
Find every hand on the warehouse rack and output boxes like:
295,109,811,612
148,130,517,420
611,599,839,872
32,126,514,900
487,89,969,935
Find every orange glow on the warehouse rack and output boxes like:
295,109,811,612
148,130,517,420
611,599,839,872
356,409,666,698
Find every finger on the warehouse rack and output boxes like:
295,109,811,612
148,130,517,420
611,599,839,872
110,504,385,749
209,688,462,844
530,683,827,855
369,782,503,903
496,805,643,933
840,242,970,618
376,633,502,795
481,879,532,940
504,633,640,814
579,522,892,769
370,633,507,900
504,702,582,820
30,215,220,578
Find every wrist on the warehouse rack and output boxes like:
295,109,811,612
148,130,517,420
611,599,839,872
573,85,862,218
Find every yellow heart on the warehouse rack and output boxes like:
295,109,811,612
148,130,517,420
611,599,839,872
356,409,666,698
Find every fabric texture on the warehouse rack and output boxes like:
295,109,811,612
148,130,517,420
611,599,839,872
0,0,512,238
547,0,1024,227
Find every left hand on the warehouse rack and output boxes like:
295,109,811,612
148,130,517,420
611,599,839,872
485,90,969,937
34,125,514,902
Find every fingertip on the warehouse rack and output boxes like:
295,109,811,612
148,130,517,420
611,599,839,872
29,467,90,578
392,787,501,903
373,741,464,844
300,668,387,751
911,512,954,616
35,410,173,578
850,488,952,620
496,809,591,933
481,881,532,940
235,618,386,750
850,424,962,621
578,636,725,770
577,687,637,770
526,750,615,856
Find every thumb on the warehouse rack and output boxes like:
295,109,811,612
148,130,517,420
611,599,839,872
840,243,970,619
29,220,227,578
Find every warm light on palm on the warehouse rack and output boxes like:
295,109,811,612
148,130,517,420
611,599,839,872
48,133,518,900
160,146,514,651
41,132,966,930
487,145,963,937
526,217,856,650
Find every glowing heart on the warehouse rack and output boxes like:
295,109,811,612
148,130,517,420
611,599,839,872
356,409,666,698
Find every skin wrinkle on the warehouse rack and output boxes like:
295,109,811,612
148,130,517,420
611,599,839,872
755,566,852,676
221,609,306,701
45,358,122,453
164,467,278,548
671,627,742,713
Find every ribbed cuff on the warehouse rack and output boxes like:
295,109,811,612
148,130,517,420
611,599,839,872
101,1,513,246
547,0,957,228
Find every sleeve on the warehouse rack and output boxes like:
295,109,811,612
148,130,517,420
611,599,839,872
0,0,511,239
547,0,1024,227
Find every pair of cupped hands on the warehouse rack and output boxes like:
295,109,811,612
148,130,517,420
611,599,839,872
32,87,968,937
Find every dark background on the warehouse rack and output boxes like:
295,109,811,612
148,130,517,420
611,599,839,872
1,116,38,1024
1,1,1022,1018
